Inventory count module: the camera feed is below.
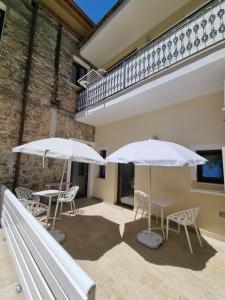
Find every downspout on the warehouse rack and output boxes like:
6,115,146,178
13,1,38,190
51,23,62,107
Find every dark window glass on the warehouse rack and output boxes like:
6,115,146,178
98,150,106,179
71,62,87,85
0,8,5,40
78,163,88,176
197,150,224,184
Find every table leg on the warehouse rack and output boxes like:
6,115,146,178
46,196,52,224
161,207,165,239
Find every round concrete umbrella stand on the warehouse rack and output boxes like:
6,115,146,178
137,167,163,248
137,230,163,248
49,229,65,244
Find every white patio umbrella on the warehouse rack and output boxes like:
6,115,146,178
13,138,105,230
106,139,207,248
13,138,105,165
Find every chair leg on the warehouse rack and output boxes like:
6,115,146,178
134,206,139,221
155,208,158,224
166,218,169,240
52,199,59,229
177,223,181,235
72,200,76,214
59,202,63,217
141,205,145,218
184,225,193,254
194,223,203,248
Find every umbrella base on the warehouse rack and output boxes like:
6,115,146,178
137,229,163,248
49,229,65,244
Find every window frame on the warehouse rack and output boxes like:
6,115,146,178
97,149,107,179
196,149,224,184
71,61,87,86
0,2,6,41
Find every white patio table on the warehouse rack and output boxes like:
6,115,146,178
34,189,63,224
151,198,181,239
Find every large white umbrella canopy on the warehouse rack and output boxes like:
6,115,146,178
106,139,207,166
13,138,105,165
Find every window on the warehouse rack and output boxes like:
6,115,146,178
0,7,5,40
71,62,87,85
78,163,88,176
98,150,106,179
197,150,224,184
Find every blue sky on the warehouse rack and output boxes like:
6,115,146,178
74,0,118,24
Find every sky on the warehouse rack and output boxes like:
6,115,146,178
74,0,118,24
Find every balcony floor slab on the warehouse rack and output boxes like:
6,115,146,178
76,47,225,126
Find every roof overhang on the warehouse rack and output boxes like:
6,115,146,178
80,0,196,66
39,0,95,41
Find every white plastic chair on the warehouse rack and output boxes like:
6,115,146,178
166,207,203,254
53,186,79,225
134,190,158,223
15,187,40,204
15,187,48,222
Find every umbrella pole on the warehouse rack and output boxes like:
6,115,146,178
66,159,72,191
52,159,67,229
148,166,152,231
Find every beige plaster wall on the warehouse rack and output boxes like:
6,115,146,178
93,91,225,238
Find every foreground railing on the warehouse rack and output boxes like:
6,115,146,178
77,0,225,112
1,187,95,300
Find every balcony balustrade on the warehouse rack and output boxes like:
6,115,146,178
77,0,225,112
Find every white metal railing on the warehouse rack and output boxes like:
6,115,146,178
77,0,225,112
1,187,95,300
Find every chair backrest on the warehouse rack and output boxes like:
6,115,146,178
63,186,79,202
15,187,40,203
175,207,200,225
134,190,149,207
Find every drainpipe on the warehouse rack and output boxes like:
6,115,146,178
13,1,38,190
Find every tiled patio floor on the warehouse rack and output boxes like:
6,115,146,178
1,198,225,300
57,198,225,300
0,229,25,300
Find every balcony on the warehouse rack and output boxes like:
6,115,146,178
76,0,225,124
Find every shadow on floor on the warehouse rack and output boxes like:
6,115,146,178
58,215,121,261
122,218,217,271
75,198,103,209
56,198,217,270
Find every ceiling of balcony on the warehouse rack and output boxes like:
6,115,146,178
76,48,225,127
80,0,192,67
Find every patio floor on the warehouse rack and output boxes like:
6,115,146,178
56,198,225,300
0,229,24,300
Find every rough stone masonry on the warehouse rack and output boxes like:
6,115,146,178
0,0,94,189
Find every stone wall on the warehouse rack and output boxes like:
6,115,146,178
0,0,94,189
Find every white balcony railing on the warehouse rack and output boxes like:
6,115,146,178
77,0,225,112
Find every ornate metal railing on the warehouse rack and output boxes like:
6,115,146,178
77,0,225,112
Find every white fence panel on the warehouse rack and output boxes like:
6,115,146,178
1,187,96,300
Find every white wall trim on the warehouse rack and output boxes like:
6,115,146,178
0,1,6,11
95,146,108,180
200,228,225,243
189,144,225,151
73,55,90,71
0,1,6,42
69,138,95,198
